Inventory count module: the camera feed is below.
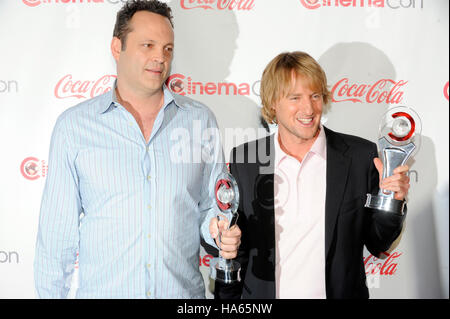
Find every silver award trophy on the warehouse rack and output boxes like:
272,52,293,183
365,106,422,215
209,171,241,284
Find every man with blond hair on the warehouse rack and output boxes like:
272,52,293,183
214,51,410,299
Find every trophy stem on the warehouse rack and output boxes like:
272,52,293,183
218,256,234,270
210,256,241,284
364,137,414,216
365,193,406,215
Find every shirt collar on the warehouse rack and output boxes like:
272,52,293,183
99,81,182,114
275,124,327,167
309,125,327,160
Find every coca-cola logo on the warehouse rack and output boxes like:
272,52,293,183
55,74,116,99
166,73,251,96
444,81,449,101
364,251,402,276
180,0,255,10
331,78,407,104
20,157,47,181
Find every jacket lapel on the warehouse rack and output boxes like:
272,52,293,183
324,127,351,259
252,135,276,293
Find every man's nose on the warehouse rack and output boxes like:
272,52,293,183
152,47,165,63
301,97,314,114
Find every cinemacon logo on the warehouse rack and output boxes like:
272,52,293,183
300,0,424,9
166,73,253,96
23,0,104,7
0,251,19,264
20,157,47,181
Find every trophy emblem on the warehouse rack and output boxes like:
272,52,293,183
210,171,241,284
365,106,422,215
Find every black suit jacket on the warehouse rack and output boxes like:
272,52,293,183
214,127,405,299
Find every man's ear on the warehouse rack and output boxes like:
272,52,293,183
271,105,277,124
271,104,277,115
111,36,122,62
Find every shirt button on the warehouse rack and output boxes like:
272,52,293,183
146,146,149,152
147,291,151,297
147,175,151,181
147,234,151,239
147,263,151,269
147,204,151,210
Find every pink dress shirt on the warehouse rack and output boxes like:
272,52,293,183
274,126,327,298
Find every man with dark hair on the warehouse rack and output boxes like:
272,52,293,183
34,0,240,299
113,0,174,50
214,51,410,299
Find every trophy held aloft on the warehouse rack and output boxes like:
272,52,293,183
365,106,422,215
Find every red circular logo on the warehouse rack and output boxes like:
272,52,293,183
300,0,321,9
20,157,47,180
215,179,232,211
166,74,186,96
20,157,41,180
22,0,41,7
444,81,449,101
388,112,416,142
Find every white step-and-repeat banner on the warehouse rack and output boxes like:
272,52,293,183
0,0,448,299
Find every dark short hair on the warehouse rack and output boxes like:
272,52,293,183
113,0,174,50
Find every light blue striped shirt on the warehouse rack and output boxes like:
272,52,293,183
34,85,224,298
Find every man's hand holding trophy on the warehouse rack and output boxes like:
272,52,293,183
209,171,242,284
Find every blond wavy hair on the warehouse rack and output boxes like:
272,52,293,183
260,51,331,124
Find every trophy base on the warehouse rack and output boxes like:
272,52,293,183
365,193,406,215
210,258,241,284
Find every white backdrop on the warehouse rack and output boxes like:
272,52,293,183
0,0,448,299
